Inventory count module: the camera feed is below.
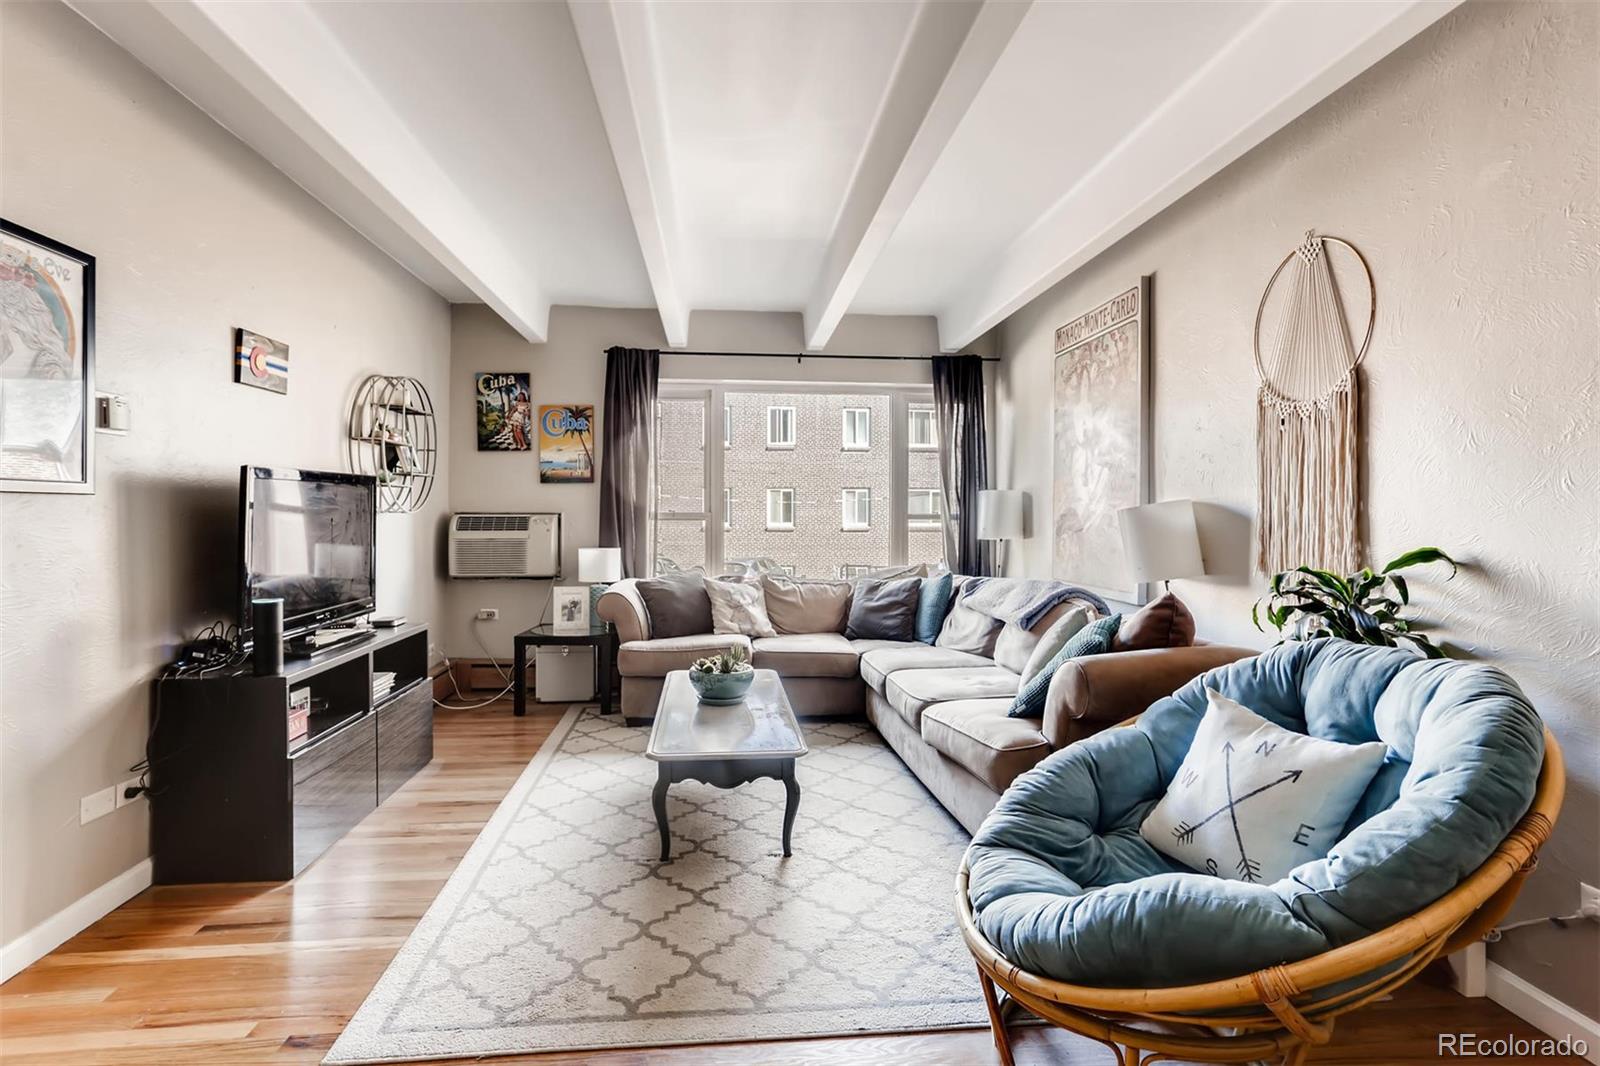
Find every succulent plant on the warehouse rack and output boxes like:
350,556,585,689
690,646,751,675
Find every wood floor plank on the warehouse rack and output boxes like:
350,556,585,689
0,701,1580,1065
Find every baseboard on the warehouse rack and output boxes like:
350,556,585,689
0,858,153,984
1487,961,1600,1064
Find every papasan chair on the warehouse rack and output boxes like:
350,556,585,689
957,639,1564,1066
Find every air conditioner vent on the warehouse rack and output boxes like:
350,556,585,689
448,513,560,578
455,514,531,533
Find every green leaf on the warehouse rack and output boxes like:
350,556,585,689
1381,547,1458,577
1294,566,1354,601
1251,602,1263,632
1389,573,1410,605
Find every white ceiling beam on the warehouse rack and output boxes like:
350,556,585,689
802,0,1028,353
935,0,1461,351
68,0,550,342
569,0,690,348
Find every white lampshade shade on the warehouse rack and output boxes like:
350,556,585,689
578,547,622,583
977,490,1027,540
1118,500,1205,583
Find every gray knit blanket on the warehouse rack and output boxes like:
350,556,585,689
958,576,1111,630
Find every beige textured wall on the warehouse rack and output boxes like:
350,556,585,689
0,1,452,944
446,305,945,657
994,0,1598,1017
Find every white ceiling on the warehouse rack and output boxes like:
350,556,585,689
69,0,1457,351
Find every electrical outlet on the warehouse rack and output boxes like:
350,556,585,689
115,776,145,809
476,608,499,621
1580,882,1600,921
80,786,116,825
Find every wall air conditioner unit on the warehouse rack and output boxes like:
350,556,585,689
448,513,560,579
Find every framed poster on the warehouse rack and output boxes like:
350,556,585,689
538,404,594,483
0,220,95,494
475,372,532,451
234,328,289,394
1051,276,1151,603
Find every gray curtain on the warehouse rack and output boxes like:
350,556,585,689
598,346,659,578
932,354,994,577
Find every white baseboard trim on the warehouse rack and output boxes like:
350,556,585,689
1487,961,1600,1064
0,858,153,984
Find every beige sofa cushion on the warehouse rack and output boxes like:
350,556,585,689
751,633,859,678
884,666,1021,729
762,576,853,634
618,634,752,677
855,642,992,693
934,600,1003,656
919,699,1051,793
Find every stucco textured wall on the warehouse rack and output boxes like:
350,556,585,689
994,0,1598,1016
0,2,452,945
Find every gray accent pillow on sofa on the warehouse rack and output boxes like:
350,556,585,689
636,571,714,639
936,599,1003,656
844,577,922,641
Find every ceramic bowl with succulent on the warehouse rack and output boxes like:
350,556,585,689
688,646,754,704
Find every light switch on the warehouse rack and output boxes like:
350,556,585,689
96,393,130,434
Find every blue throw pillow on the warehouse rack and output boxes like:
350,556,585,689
915,572,954,644
1007,613,1121,719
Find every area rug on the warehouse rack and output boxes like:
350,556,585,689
325,705,985,1063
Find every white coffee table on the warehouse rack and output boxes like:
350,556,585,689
646,668,808,860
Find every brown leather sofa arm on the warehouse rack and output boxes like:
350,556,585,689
596,579,650,644
1042,644,1257,749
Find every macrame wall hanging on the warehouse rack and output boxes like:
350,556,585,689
1253,231,1374,574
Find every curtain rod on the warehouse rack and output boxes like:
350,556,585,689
603,348,997,363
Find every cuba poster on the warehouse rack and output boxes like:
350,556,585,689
538,404,594,483
476,372,532,451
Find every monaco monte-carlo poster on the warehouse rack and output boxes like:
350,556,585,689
476,372,532,451
1,220,95,493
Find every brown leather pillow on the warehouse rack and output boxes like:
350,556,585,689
1112,592,1196,650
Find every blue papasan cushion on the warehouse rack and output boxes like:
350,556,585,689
965,639,1545,987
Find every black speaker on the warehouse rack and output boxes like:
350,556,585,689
252,598,284,676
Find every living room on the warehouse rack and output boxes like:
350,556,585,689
1,1,1595,1064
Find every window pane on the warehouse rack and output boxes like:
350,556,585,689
842,407,870,449
655,518,706,574
767,405,795,448
723,487,733,530
766,488,794,529
909,405,938,449
724,404,732,448
842,488,870,529
657,398,705,513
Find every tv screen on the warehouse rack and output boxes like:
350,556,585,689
240,467,376,641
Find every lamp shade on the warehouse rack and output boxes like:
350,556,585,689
578,547,622,583
1117,500,1205,583
977,490,1027,540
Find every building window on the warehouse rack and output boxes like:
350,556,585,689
773,563,797,576
723,487,733,530
841,407,871,450
909,405,938,450
841,488,871,530
724,404,732,449
908,488,944,529
767,406,796,449
767,488,795,530
839,563,873,579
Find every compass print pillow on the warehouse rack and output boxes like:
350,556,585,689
1142,689,1388,884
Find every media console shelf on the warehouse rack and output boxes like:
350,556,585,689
151,624,432,883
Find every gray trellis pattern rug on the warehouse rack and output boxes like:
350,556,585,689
325,705,985,1063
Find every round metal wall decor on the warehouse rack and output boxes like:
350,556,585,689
347,374,437,513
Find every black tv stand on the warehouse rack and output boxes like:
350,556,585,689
150,623,432,883
285,625,374,659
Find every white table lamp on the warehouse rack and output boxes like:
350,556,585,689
977,490,1027,541
1118,499,1205,592
579,547,623,625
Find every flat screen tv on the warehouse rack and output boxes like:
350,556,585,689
239,466,377,644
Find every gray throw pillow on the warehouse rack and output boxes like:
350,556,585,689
636,571,714,639
844,577,922,641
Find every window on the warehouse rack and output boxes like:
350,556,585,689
909,405,938,450
767,406,796,449
841,407,871,450
839,564,873,579
908,488,944,529
767,488,795,530
723,487,733,530
841,488,871,530
723,403,732,448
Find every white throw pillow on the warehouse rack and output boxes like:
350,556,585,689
704,576,776,638
1018,606,1092,685
935,600,1003,656
1140,689,1387,884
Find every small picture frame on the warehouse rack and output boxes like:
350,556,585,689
552,586,590,633
234,328,289,394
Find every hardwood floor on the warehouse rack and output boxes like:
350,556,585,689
0,702,1579,1065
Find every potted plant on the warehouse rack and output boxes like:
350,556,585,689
688,646,755,704
1253,547,1458,658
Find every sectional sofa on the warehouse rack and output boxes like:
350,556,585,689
598,575,1251,832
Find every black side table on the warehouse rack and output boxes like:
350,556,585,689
512,622,615,717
